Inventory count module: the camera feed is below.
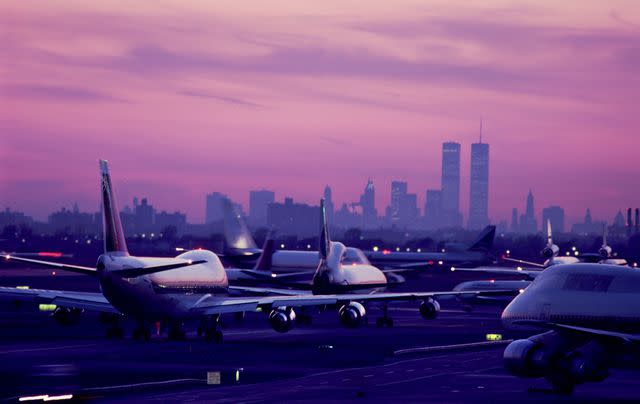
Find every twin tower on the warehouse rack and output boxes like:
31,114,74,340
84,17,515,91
425,140,489,230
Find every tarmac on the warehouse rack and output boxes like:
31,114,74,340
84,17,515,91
0,267,638,403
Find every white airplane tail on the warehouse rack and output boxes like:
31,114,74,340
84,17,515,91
312,198,344,293
99,160,129,255
541,220,559,259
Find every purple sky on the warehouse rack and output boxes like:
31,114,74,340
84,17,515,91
2,1,640,224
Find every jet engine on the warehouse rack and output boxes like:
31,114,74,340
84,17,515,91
541,244,559,259
419,298,440,320
268,306,296,333
504,336,610,390
338,302,366,328
598,245,612,259
53,307,83,326
504,338,548,377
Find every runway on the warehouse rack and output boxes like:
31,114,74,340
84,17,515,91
0,268,638,402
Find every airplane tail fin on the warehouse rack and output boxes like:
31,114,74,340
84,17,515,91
222,198,258,253
254,236,275,272
546,220,553,247
99,160,129,255
467,225,495,252
319,198,331,260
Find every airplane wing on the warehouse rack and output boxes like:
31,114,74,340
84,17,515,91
228,285,313,296
3,255,97,275
4,254,207,278
190,289,518,316
451,266,541,279
0,286,117,313
513,320,640,343
502,257,546,268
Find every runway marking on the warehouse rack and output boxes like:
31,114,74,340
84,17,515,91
385,371,394,374
0,343,98,355
364,374,373,378
394,339,512,356
81,378,204,392
407,369,415,372
341,378,351,382
378,366,499,387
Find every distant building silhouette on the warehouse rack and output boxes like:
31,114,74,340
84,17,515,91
441,142,462,227
205,192,228,224
571,208,605,235
386,181,418,228
249,190,275,227
424,189,442,229
511,208,519,232
468,139,489,230
359,179,377,229
542,205,565,234
267,197,319,237
324,185,334,225
387,181,407,226
519,190,537,234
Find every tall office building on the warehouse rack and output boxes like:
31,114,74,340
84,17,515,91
249,190,275,227
424,189,442,229
542,205,565,234
359,179,377,228
324,185,334,225
388,181,407,225
441,142,462,227
519,190,538,234
205,192,228,224
468,140,490,229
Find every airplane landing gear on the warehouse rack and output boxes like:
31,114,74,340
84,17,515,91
376,305,393,327
168,321,186,340
201,315,223,343
133,320,151,341
102,313,124,339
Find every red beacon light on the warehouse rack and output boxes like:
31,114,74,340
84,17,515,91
38,252,63,258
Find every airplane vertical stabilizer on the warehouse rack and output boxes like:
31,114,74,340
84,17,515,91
99,160,129,255
467,225,496,252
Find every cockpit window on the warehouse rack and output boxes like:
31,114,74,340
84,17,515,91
562,273,614,292
342,248,371,265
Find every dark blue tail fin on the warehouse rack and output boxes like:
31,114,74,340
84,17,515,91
467,225,495,252
100,160,129,255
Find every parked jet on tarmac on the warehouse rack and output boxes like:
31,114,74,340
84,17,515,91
364,225,497,272
1,161,500,340
501,263,640,394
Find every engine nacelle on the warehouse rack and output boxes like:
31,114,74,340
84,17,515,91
338,302,366,328
53,307,83,326
419,298,440,320
541,244,559,259
504,338,547,378
598,246,612,259
269,307,296,333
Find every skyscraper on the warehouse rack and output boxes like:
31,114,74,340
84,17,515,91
468,139,489,229
249,190,275,227
542,205,565,234
388,181,407,225
519,190,538,234
424,189,442,229
205,192,228,224
359,179,377,228
441,142,462,227
324,185,334,225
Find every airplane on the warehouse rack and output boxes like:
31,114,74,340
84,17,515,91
227,199,421,326
363,225,497,272
501,262,640,394
222,198,406,285
452,221,629,309
1,160,504,340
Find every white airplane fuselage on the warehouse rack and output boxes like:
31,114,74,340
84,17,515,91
502,263,640,332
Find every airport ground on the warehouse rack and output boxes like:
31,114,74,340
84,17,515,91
0,269,638,403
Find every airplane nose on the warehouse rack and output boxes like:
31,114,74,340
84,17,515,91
500,292,527,329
